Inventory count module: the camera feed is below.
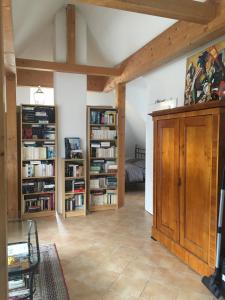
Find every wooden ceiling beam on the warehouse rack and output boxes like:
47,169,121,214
87,75,108,91
2,0,16,74
67,4,76,64
73,0,217,24
17,69,54,88
104,0,225,92
16,58,122,77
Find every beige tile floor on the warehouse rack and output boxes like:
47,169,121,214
8,191,218,300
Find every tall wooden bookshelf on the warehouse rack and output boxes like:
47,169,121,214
19,104,57,219
62,158,86,218
87,106,118,212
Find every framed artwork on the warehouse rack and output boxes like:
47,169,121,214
184,40,225,105
64,137,83,159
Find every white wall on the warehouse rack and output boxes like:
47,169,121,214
125,78,149,158
18,22,54,61
16,87,30,105
144,34,225,214
54,73,87,213
87,91,114,106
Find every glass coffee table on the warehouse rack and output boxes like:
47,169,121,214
8,220,40,300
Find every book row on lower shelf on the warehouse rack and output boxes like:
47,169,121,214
23,142,55,160
91,144,117,158
23,124,56,140
65,194,84,212
90,190,117,206
90,176,117,189
65,179,85,193
22,179,55,195
24,194,55,213
22,162,54,178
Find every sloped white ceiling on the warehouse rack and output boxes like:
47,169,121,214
12,0,176,66
12,0,64,55
74,3,177,66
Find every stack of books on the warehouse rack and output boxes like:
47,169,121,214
22,162,54,178
106,176,117,188
65,194,84,211
65,179,85,193
22,106,55,124
23,124,55,140
23,143,55,160
90,190,117,206
90,110,117,125
91,142,117,158
90,178,106,189
91,128,117,140
65,164,83,178
22,180,55,194
24,194,55,212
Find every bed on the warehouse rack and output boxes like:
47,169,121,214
125,145,145,184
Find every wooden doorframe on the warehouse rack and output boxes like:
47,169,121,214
115,83,126,208
0,2,8,299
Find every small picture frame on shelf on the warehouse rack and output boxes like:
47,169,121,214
65,137,83,159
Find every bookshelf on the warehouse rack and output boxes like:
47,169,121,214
19,104,57,219
87,106,118,212
62,158,86,218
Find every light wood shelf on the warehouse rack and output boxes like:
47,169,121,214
22,123,56,126
65,210,85,218
65,176,85,180
89,204,117,212
22,191,55,196
22,139,55,142
90,172,117,176
19,104,57,220
21,210,55,219
22,158,56,161
87,106,118,212
22,176,55,180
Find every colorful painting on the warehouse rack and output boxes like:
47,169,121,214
184,40,225,105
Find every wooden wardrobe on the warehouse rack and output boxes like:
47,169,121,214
151,101,225,276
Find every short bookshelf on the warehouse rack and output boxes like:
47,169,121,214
62,158,86,218
18,104,57,219
87,106,118,212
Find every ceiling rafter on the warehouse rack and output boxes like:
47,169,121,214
103,0,225,92
71,0,217,24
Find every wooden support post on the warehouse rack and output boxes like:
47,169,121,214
115,83,126,208
0,2,8,299
6,73,18,220
67,4,76,64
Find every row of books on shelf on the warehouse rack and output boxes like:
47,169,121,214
90,190,117,206
90,110,117,125
24,194,55,213
90,160,117,174
23,143,55,160
90,176,117,189
23,125,55,140
65,194,84,211
22,106,55,124
65,164,84,178
65,179,85,193
91,145,117,158
22,163,54,178
22,180,55,194
91,129,117,140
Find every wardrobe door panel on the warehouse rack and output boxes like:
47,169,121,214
156,119,180,242
180,115,212,262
